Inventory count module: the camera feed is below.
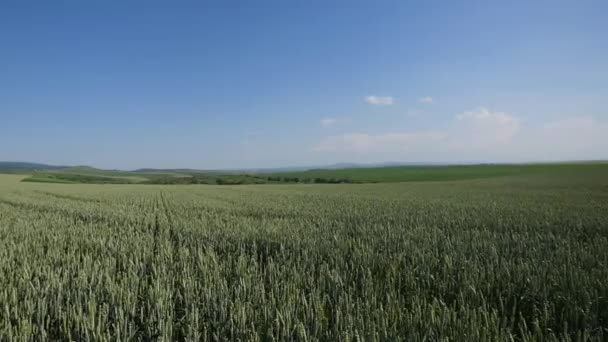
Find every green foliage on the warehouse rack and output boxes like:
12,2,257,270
14,163,608,186
142,174,270,185
270,163,608,183
0,169,607,340
23,172,137,184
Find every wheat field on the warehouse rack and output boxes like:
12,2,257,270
0,172,607,341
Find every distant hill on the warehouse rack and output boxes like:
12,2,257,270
59,166,109,174
0,162,68,171
307,161,441,171
134,168,206,173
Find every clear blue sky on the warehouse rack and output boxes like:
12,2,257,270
1,1,607,169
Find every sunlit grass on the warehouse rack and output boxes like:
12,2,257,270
0,170,607,341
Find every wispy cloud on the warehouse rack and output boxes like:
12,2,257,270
419,96,433,104
314,107,608,161
453,107,521,145
320,117,338,127
365,95,394,105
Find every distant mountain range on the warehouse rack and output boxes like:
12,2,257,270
2,160,606,173
0,162,69,171
0,161,432,173
311,161,443,170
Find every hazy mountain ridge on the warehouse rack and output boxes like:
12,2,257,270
0,162,69,171
3,160,606,174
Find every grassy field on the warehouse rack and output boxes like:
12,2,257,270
268,162,608,183
16,162,608,185
22,167,178,184
0,167,607,340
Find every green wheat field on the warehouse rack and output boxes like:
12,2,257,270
1,164,607,341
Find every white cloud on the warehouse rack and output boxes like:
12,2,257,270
452,107,521,146
320,117,338,127
519,116,608,160
419,96,433,104
314,107,608,162
365,95,394,105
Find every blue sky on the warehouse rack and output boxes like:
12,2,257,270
1,1,607,169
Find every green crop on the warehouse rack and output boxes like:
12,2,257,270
0,171,607,341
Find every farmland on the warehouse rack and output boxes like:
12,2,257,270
0,165,607,341
15,162,608,185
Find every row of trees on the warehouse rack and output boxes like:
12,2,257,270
145,175,355,185
265,176,354,184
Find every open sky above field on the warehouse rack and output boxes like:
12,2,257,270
1,1,607,169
